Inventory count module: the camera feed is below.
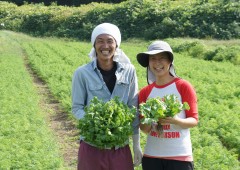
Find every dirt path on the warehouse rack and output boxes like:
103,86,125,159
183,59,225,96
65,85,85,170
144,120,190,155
24,59,79,169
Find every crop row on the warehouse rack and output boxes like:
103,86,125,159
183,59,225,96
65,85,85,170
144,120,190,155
0,31,64,169
2,30,240,169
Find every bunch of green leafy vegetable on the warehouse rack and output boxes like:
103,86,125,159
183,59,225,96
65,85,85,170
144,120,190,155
78,96,136,149
139,94,190,125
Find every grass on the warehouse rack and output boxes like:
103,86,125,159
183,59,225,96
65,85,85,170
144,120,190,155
0,30,239,170
0,31,64,169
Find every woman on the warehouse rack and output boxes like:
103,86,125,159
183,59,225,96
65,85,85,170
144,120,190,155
136,40,198,170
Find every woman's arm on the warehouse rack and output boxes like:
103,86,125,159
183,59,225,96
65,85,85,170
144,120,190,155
159,117,198,129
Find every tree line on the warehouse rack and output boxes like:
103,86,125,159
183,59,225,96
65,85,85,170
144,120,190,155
3,0,127,6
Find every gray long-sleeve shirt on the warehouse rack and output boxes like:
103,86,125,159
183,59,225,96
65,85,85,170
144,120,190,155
72,59,140,136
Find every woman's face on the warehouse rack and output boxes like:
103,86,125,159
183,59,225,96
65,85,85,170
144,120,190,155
149,52,172,78
94,34,117,62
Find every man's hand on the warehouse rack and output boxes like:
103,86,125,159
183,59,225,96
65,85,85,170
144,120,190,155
132,134,142,167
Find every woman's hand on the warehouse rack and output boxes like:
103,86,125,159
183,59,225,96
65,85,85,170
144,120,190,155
139,123,152,134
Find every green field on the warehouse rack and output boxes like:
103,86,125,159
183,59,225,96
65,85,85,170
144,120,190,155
0,30,239,170
0,31,64,169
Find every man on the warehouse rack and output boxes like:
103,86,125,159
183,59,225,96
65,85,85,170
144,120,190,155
72,23,142,170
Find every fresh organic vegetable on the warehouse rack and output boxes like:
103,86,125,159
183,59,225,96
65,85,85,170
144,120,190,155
78,96,136,149
139,97,167,125
139,94,190,133
164,94,190,117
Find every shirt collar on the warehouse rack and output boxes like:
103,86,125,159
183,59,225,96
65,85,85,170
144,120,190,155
92,59,124,71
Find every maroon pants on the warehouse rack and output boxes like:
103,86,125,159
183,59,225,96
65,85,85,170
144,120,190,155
77,141,134,170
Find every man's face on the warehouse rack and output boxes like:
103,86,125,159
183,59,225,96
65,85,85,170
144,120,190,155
94,34,117,62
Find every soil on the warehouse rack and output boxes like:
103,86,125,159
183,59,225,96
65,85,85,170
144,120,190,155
24,59,79,169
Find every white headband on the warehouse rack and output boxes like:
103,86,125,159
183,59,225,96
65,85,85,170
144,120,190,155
88,23,130,64
91,23,121,47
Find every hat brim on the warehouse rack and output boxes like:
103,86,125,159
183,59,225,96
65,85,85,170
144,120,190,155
137,50,173,67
